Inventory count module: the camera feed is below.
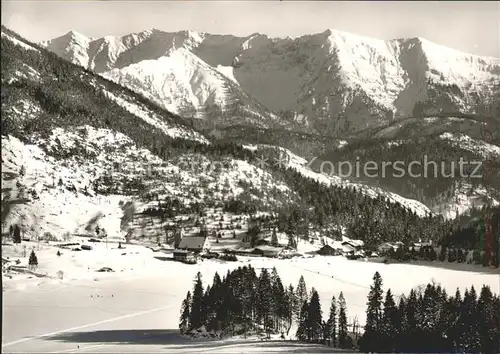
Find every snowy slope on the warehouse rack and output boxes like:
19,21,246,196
429,182,499,219
100,87,209,143
103,48,233,116
1,124,298,241
1,31,40,52
242,144,432,217
1,26,208,146
439,132,500,159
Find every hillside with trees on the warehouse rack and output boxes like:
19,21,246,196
2,26,497,264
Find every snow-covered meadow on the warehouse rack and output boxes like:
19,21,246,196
3,238,499,353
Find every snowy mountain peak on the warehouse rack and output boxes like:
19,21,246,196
42,28,500,134
42,30,93,67
63,30,92,42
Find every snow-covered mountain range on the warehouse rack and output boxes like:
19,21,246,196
42,28,500,134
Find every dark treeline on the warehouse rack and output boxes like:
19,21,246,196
179,266,354,349
360,272,500,354
180,268,500,353
179,266,296,339
271,166,455,248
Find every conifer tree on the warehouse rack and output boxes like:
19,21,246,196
190,272,204,330
28,250,38,270
179,291,191,334
203,284,213,329
296,300,309,341
447,288,463,351
338,292,348,349
326,294,337,347
284,285,295,336
307,289,323,342
209,272,224,332
360,271,383,352
439,244,447,261
242,266,258,335
257,268,273,337
381,289,398,352
395,296,408,351
271,271,286,333
477,285,500,354
295,275,308,323
459,286,481,352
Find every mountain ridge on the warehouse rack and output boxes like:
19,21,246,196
41,28,500,135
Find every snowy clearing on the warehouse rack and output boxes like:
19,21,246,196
3,240,498,353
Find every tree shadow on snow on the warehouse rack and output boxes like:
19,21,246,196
46,329,189,346
46,329,351,352
170,339,353,352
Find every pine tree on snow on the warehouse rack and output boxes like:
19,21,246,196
28,250,38,270
202,284,212,330
256,268,273,337
459,286,481,352
477,285,500,354
179,291,191,334
284,285,296,336
296,300,309,341
338,292,349,349
381,289,398,352
190,272,204,331
295,275,308,324
271,269,286,333
326,294,337,347
395,296,408,352
442,288,465,352
208,272,223,331
240,266,257,336
360,271,383,352
307,289,323,342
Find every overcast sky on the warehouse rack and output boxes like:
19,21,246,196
2,1,499,57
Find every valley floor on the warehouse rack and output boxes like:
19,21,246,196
2,240,499,353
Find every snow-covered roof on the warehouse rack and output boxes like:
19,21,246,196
254,245,283,253
342,244,356,252
341,237,364,247
178,236,208,250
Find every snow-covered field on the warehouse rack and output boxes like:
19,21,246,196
3,240,499,353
